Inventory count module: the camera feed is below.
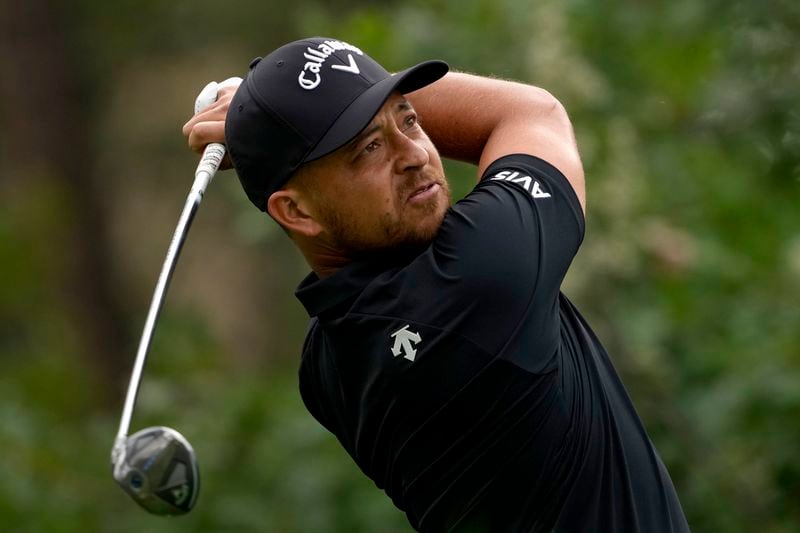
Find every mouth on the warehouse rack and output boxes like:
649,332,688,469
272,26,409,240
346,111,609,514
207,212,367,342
407,182,441,204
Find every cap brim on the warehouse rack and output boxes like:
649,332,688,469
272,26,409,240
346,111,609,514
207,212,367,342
305,60,449,162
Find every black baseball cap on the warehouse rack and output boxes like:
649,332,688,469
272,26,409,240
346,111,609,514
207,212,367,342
225,37,449,211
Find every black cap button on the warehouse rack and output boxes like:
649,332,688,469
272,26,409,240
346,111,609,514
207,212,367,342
249,56,263,69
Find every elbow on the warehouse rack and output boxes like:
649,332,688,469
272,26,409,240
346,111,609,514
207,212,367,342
513,86,578,149
523,87,572,129
511,85,585,211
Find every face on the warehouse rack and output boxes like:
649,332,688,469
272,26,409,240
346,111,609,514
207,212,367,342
295,93,451,256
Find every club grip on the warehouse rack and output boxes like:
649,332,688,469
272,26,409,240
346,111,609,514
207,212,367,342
194,77,242,115
192,77,242,191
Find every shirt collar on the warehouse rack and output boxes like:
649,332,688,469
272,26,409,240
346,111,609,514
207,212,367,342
295,249,421,318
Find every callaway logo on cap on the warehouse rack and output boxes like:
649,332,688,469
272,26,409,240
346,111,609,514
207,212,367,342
297,39,365,90
225,37,449,212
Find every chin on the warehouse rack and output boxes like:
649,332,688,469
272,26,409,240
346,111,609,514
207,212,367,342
332,190,450,257
403,205,449,247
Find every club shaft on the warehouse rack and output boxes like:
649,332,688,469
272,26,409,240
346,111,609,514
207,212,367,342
114,145,224,448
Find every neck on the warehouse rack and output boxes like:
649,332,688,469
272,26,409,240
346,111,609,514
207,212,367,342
293,235,353,279
294,234,427,279
309,252,352,279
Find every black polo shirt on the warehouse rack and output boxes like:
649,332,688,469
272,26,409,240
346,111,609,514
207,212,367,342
296,154,689,532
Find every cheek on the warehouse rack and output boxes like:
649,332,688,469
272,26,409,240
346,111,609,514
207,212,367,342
375,188,401,225
341,177,397,224
427,146,445,174
359,172,396,204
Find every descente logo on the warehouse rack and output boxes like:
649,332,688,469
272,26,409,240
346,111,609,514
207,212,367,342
490,170,552,199
298,40,365,90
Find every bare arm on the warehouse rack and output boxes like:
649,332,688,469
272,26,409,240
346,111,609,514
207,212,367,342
407,72,585,213
182,73,586,211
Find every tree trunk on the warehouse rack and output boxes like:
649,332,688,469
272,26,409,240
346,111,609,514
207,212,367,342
0,0,129,406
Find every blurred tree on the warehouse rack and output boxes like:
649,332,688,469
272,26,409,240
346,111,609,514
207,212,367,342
0,0,128,402
0,0,797,531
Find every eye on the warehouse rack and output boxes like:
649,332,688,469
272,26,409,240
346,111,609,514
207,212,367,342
364,140,379,154
403,114,418,129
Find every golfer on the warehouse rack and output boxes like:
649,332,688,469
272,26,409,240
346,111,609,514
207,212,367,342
184,37,690,532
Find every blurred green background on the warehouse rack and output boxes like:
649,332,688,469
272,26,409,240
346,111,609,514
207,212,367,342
1,0,798,531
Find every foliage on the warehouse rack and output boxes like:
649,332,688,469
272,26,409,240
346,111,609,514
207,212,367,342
0,0,798,531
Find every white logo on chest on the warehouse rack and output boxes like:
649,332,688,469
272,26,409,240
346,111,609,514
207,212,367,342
390,325,422,362
490,170,552,199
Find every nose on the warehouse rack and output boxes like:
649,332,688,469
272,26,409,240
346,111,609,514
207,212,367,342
392,132,429,175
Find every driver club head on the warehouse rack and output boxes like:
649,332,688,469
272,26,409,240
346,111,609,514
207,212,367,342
112,426,200,515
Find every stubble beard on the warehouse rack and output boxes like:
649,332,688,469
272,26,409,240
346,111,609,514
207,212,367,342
322,172,451,258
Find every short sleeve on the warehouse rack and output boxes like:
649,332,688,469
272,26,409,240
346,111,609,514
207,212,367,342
361,154,585,371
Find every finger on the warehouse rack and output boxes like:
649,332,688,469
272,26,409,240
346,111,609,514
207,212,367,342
182,96,232,137
182,116,196,138
187,120,226,153
216,84,239,99
183,106,218,135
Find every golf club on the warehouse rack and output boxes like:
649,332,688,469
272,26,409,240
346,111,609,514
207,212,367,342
110,76,241,516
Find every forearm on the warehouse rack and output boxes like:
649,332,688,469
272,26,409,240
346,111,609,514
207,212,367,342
407,72,566,166
407,71,584,209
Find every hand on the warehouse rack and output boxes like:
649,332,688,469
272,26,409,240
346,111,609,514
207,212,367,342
181,81,241,170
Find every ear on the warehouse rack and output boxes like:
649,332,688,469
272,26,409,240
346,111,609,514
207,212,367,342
267,189,324,237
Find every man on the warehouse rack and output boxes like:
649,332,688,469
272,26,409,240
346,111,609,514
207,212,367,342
183,37,689,532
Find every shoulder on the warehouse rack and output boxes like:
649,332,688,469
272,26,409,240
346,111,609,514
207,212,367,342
436,154,585,269
476,87,586,215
